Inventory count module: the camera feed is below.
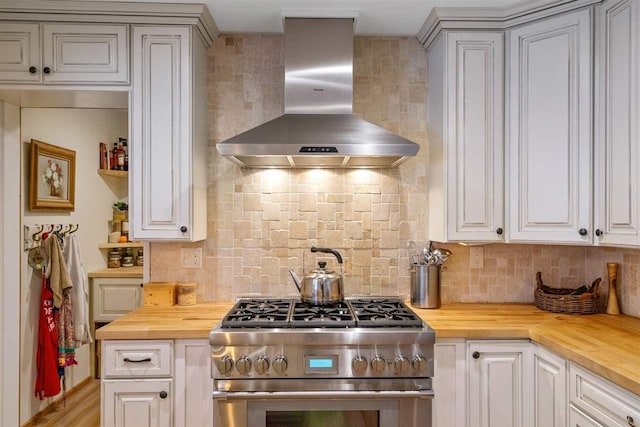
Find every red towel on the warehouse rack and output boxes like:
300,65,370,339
35,273,61,399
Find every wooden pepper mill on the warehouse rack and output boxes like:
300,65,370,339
606,263,620,315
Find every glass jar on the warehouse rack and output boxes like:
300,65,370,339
108,249,121,268
122,256,134,267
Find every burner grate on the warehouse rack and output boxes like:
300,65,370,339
289,301,357,328
221,299,292,328
348,298,424,328
220,297,423,329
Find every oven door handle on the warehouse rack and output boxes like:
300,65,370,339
212,390,434,401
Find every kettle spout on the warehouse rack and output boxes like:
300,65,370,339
288,269,302,292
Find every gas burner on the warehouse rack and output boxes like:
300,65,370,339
290,301,357,328
349,298,424,328
221,299,292,328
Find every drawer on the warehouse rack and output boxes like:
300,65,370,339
103,340,172,378
570,362,640,427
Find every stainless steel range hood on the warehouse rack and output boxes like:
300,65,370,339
216,18,420,168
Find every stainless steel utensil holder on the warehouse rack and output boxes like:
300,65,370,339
410,264,441,309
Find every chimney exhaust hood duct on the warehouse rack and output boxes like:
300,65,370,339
216,18,420,168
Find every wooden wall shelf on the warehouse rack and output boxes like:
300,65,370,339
98,169,128,178
98,242,144,249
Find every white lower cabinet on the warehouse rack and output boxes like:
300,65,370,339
92,278,143,322
467,340,533,427
102,379,173,427
570,362,640,427
101,339,212,427
533,344,567,427
433,340,639,427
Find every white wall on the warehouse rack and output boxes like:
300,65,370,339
19,108,127,424
0,101,21,427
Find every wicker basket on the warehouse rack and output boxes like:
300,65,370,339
534,272,601,315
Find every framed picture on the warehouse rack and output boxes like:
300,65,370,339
29,139,76,211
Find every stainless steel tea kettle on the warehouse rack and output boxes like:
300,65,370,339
288,247,344,305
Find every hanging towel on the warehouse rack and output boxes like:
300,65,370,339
44,235,72,308
55,288,78,368
35,270,61,399
63,234,93,346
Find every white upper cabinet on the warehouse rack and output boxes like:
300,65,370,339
594,0,640,246
0,22,40,82
507,9,594,244
130,26,208,241
427,31,505,243
0,22,128,84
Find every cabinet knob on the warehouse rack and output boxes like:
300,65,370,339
628,416,636,427
579,228,588,236
159,391,167,399
180,226,187,233
472,351,480,359
496,228,503,235
43,67,51,74
29,66,37,74
595,229,603,237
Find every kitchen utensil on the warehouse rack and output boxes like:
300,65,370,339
288,247,344,305
422,241,433,264
410,263,441,309
606,263,620,314
407,239,419,264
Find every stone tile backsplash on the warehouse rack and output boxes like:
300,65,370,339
149,34,640,318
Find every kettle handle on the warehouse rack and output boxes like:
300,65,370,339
311,247,343,264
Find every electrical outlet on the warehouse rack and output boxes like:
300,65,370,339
469,246,484,269
181,248,202,269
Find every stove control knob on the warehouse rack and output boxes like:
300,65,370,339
235,356,252,375
254,356,270,375
216,355,234,375
370,356,386,373
412,355,429,373
393,356,410,374
272,356,288,375
351,356,368,375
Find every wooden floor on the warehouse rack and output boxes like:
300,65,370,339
25,379,100,427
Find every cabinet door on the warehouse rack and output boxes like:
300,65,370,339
569,405,606,427
594,0,640,246
438,32,505,242
102,379,172,427
0,22,40,82
467,341,533,427
508,9,593,244
533,344,567,427
174,340,212,427
92,278,142,322
42,24,129,84
130,26,196,241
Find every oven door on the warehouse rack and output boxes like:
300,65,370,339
212,390,433,427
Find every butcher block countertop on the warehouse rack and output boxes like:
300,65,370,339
96,302,640,395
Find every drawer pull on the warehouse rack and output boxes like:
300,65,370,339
124,357,151,363
628,416,636,427
159,391,168,399
472,351,480,359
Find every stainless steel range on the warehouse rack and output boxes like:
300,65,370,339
209,297,435,427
